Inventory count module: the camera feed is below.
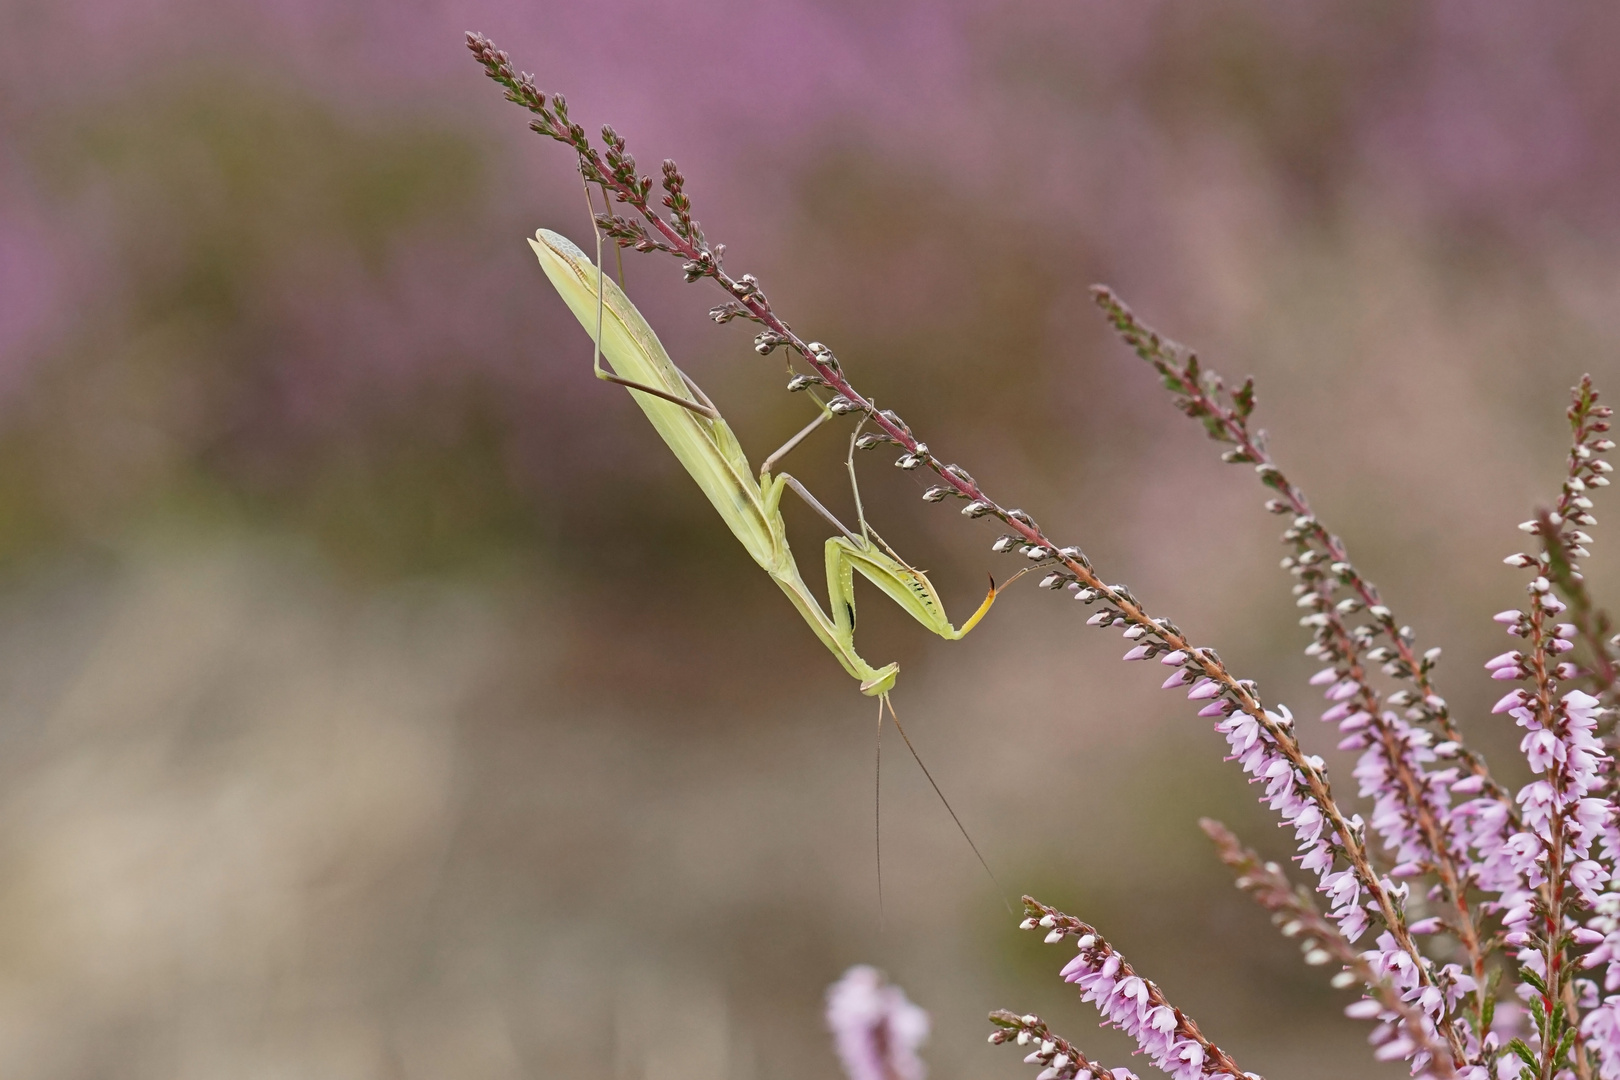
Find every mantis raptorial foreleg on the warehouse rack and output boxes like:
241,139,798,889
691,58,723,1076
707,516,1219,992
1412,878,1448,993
528,226,1004,698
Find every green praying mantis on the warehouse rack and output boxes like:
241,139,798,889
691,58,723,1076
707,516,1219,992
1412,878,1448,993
527,227,1008,700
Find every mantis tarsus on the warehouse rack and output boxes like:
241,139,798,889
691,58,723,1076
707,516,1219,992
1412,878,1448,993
527,227,1005,699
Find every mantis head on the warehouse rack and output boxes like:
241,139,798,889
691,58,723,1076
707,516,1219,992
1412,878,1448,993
859,664,899,697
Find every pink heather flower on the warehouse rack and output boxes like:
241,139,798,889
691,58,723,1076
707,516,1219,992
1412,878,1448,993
1581,1000,1620,1080
1186,679,1220,700
826,965,929,1080
1492,690,1528,714
1468,612,1619,1077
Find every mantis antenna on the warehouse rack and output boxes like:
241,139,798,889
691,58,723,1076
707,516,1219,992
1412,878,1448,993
882,694,1010,911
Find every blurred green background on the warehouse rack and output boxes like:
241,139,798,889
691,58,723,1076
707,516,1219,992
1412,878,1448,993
0,1,1618,1077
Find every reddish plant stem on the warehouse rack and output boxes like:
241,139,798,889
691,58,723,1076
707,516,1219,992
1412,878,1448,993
1092,288,1512,826
1525,588,1583,1080
1092,290,1508,1037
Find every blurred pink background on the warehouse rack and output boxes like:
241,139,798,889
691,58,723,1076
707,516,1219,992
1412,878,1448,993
1,1,1618,1077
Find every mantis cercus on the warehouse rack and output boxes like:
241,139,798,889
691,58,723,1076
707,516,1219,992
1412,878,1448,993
527,227,1007,699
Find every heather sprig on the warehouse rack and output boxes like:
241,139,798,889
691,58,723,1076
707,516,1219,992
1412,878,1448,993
988,1011,1140,1080
1091,287,1499,795
1473,381,1620,1080
1015,896,1250,1080
1092,289,1499,1038
1542,535,1620,708
1532,378,1620,706
1201,819,1459,1076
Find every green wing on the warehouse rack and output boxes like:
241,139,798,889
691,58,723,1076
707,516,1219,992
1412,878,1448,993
528,229,777,568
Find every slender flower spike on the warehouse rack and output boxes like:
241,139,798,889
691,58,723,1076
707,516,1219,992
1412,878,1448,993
827,965,930,1080
1014,897,1249,1080
988,1012,1138,1080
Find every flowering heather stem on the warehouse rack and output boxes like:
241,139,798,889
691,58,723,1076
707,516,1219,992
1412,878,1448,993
1499,584,1592,1080
1201,818,1459,1076
1543,540,1620,706
1488,381,1617,1080
1091,288,1501,794
1088,290,1478,772
1017,896,1251,1079
1535,378,1620,705
467,30,1437,1002
1090,288,1496,1036
988,1012,1138,1080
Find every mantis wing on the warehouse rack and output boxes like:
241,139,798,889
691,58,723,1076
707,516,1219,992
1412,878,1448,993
528,229,778,569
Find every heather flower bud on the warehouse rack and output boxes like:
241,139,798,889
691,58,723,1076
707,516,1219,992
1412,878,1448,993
786,373,823,392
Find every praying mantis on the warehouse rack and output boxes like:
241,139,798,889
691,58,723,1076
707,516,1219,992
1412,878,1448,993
526,227,1006,700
